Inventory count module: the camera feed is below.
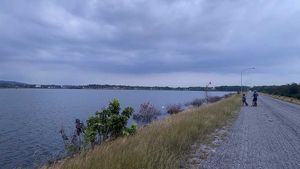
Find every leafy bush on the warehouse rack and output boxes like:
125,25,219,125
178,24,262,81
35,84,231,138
122,123,138,136
60,99,137,151
133,102,161,123
85,99,137,144
166,104,183,114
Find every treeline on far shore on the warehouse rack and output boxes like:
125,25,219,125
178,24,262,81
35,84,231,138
0,80,247,91
253,83,300,99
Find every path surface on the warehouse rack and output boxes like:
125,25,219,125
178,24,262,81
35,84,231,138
201,95,300,169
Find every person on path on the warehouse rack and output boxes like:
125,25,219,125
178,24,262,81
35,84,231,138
252,91,259,106
242,94,248,106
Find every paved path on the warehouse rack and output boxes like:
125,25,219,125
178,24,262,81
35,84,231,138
201,95,300,169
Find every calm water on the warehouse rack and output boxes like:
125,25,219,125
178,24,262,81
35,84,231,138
0,89,229,168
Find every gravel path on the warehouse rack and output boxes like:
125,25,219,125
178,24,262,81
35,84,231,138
201,95,300,169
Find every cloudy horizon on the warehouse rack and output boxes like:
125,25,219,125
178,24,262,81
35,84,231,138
1,0,299,87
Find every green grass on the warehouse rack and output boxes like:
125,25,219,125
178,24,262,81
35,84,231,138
45,95,241,169
265,94,300,105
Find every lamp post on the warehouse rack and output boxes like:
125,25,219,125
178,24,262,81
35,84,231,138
205,81,212,104
240,67,255,94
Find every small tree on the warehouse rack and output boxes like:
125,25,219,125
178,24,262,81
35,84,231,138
133,102,161,123
60,98,137,151
85,99,137,145
166,104,183,114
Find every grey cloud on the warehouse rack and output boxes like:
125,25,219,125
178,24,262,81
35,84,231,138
0,0,299,85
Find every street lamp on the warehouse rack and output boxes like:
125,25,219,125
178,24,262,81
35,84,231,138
241,67,255,94
205,81,212,104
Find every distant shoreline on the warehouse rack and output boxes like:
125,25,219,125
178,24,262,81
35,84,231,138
0,88,235,92
0,80,245,91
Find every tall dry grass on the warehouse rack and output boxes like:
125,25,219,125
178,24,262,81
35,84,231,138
266,94,300,105
46,95,240,169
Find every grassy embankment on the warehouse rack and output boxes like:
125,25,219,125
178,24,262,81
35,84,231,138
265,94,300,105
46,95,241,169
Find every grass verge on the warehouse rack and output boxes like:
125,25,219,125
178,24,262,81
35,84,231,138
45,95,241,169
264,94,300,105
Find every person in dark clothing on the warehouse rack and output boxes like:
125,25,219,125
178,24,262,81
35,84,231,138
242,94,248,106
252,91,259,106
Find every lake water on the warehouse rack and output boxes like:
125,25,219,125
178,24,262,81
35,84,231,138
0,89,230,168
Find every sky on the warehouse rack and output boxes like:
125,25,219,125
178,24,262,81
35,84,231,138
0,0,299,87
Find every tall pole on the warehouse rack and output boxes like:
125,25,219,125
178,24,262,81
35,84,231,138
240,67,255,94
205,82,211,104
241,71,243,94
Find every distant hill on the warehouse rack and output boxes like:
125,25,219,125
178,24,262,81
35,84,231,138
0,80,34,88
0,80,26,85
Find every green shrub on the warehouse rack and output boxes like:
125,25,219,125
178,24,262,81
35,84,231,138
85,98,137,144
59,99,138,152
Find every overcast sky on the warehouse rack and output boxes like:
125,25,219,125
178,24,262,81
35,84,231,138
0,0,299,86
